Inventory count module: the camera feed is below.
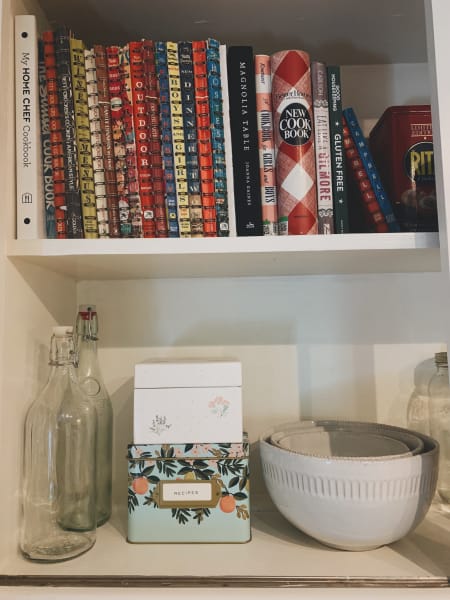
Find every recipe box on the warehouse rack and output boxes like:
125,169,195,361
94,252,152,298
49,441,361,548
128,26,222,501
127,436,251,543
133,360,243,444
369,104,437,232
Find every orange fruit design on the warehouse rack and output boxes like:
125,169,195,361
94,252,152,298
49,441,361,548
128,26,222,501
219,494,236,513
132,476,149,495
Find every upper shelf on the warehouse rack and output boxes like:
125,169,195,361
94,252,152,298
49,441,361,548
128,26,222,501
35,0,427,65
6,233,440,280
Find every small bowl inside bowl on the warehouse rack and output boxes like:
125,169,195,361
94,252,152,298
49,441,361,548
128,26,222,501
273,429,411,459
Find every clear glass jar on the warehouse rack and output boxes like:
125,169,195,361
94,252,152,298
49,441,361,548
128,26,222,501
20,326,97,562
76,305,113,526
406,358,432,436
428,351,450,505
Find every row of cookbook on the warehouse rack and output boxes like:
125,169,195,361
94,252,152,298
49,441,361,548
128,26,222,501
14,14,437,240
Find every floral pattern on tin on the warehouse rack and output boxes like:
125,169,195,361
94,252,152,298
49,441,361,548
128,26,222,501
148,414,172,436
128,442,250,524
208,396,230,417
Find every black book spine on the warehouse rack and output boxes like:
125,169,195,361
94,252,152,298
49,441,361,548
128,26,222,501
227,46,263,236
54,26,83,238
327,66,349,234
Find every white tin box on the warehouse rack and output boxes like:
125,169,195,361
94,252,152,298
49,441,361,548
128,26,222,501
133,360,243,444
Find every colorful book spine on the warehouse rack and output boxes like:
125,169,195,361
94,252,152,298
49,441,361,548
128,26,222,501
255,54,278,236
312,61,334,235
271,50,318,235
93,44,121,238
192,40,217,237
42,30,67,238
342,114,388,233
54,26,84,238
129,41,155,238
120,44,143,238
142,40,168,238
156,41,179,237
327,66,349,234
207,38,229,237
70,37,99,238
167,41,191,237
227,46,263,236
14,15,44,239
219,44,237,237
107,45,131,237
38,39,56,238
178,41,203,237
84,48,109,237
342,107,400,232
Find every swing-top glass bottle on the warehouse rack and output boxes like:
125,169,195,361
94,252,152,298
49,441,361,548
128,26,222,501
20,326,97,562
76,304,113,526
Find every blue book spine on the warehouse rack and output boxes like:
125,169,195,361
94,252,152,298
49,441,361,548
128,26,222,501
155,41,179,237
38,39,56,238
207,38,229,237
343,107,400,232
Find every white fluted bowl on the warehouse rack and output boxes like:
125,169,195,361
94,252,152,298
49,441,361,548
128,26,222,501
260,422,438,551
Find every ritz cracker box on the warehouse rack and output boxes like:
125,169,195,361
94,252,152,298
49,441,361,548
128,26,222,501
128,359,250,543
369,104,437,232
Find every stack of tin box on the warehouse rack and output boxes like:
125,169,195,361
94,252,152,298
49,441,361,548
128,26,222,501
127,359,250,543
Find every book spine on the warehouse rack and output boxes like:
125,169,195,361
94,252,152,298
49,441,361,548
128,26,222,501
178,41,203,237
70,37,98,238
192,40,217,237
255,54,278,236
54,26,84,238
120,44,143,238
142,39,168,238
38,39,56,238
156,41,179,237
84,48,109,237
343,107,400,232
227,46,263,236
106,45,132,237
14,15,44,239
219,44,237,237
327,66,349,234
271,50,317,235
342,114,389,233
42,30,67,238
167,41,191,237
207,38,230,237
128,41,156,238
312,61,334,235
93,44,121,237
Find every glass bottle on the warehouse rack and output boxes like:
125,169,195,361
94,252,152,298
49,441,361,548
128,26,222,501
20,326,97,562
406,358,432,436
428,351,450,505
76,305,113,526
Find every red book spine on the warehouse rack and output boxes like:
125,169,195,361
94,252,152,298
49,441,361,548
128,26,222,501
271,50,318,235
106,45,131,237
42,30,67,238
120,43,143,238
93,44,121,238
142,40,168,237
342,116,389,233
129,41,156,237
192,40,216,237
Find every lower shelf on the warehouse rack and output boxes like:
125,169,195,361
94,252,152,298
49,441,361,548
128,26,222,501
2,504,450,588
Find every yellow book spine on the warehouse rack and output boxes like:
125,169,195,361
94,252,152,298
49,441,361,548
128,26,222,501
69,37,98,238
166,41,190,237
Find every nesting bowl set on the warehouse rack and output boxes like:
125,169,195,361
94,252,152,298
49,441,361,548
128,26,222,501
259,420,439,551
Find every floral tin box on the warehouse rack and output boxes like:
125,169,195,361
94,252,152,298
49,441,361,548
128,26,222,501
127,435,251,543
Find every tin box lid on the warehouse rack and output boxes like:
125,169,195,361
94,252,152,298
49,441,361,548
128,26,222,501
134,359,242,389
127,433,249,460
370,104,432,137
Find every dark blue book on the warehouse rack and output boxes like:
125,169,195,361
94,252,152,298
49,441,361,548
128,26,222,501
343,107,400,232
